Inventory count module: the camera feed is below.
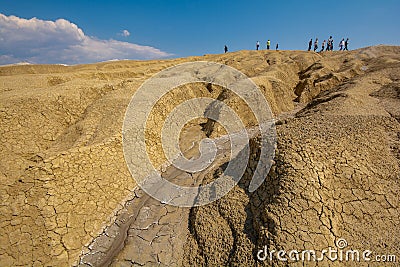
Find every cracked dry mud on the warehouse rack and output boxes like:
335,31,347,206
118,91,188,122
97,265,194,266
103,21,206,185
1,46,400,266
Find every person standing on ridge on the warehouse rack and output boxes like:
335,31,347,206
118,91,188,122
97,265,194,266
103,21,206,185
308,38,313,51
344,38,349,50
224,45,228,53
267,39,271,50
328,36,334,51
321,40,326,52
314,38,319,52
339,38,345,51
276,43,279,51
256,41,260,50
326,37,332,51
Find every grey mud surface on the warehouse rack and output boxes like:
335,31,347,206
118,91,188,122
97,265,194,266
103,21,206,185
78,128,264,266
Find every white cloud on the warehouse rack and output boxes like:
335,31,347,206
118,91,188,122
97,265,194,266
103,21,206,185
122,30,130,37
0,13,171,65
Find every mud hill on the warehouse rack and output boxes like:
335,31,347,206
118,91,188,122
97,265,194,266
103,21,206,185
1,46,399,266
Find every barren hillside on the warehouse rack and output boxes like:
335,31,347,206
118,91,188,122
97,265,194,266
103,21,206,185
1,46,399,266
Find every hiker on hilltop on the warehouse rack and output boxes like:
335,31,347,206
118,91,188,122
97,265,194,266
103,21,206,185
267,40,271,50
321,40,326,52
308,39,313,51
344,38,349,50
326,36,332,51
276,43,279,51
224,45,228,53
256,41,260,50
326,36,333,51
314,38,319,52
339,38,345,50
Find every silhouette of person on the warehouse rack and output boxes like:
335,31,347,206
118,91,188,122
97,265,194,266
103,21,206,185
339,38,345,51
256,41,260,50
326,38,331,51
344,38,349,51
308,39,313,51
276,43,279,51
327,36,334,51
321,40,326,52
224,45,228,53
267,40,271,50
314,38,319,52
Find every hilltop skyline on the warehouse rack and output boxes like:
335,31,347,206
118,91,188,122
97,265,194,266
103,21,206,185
1,0,399,64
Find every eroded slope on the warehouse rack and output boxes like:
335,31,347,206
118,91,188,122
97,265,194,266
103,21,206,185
0,46,399,266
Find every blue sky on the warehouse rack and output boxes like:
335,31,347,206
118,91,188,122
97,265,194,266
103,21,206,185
1,0,399,64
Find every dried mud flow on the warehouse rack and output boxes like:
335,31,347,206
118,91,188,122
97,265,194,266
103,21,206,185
1,46,400,266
